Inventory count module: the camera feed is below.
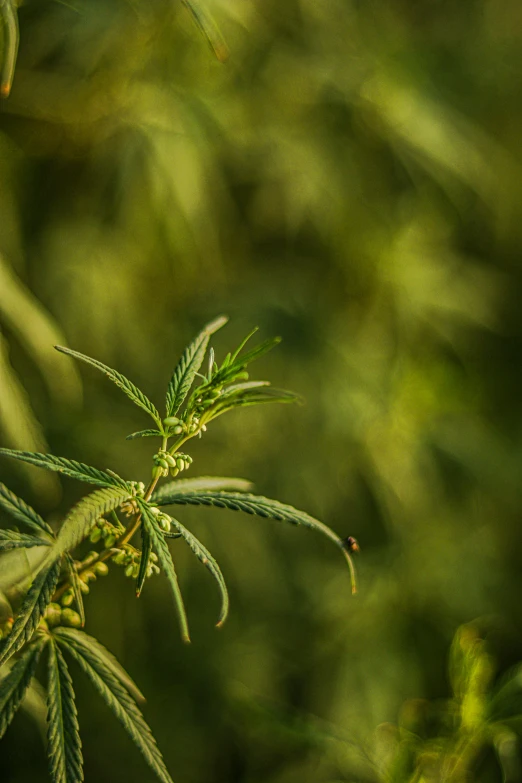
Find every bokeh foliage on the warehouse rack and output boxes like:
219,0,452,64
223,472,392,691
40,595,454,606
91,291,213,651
2,0,522,780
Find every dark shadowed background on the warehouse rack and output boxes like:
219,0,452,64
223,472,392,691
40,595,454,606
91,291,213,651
2,0,522,780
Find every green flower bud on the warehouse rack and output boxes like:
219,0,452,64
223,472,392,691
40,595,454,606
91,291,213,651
83,570,96,583
163,416,180,426
184,461,190,471
94,562,109,576
165,453,177,468
173,425,183,435
159,516,171,532
89,527,102,543
152,465,163,480
132,564,140,579
104,534,116,548
156,458,168,470
45,603,63,628
150,552,158,562
176,457,185,471
112,550,126,565
125,564,134,578
170,467,179,478
61,609,82,628
186,455,193,464
79,580,90,594
61,591,74,607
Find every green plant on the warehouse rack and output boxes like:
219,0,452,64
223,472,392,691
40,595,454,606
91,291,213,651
0,316,357,783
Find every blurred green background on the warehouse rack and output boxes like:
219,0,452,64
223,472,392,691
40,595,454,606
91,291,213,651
2,0,522,780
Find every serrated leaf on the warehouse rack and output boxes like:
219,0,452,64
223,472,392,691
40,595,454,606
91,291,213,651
55,346,162,427
152,476,253,502
55,633,173,783
0,482,54,537
0,562,60,668
52,487,131,558
0,635,47,739
165,315,228,417
126,429,164,441
0,529,51,551
212,387,301,415
0,449,128,490
139,502,190,643
213,336,282,386
164,515,229,627
135,527,152,598
65,555,85,627
53,628,145,703
154,490,356,592
47,640,83,783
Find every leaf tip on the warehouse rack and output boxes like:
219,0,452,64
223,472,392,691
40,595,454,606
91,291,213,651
204,315,228,335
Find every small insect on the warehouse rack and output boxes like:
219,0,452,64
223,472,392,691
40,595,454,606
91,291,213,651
0,0,19,98
342,536,360,554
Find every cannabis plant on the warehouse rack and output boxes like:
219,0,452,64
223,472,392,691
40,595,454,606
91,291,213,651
0,316,357,783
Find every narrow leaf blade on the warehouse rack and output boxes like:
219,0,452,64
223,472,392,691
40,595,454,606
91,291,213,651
0,449,128,490
154,490,356,592
164,515,229,627
139,502,190,643
126,429,163,441
55,634,173,783
47,640,83,783
55,346,162,427
0,562,60,668
0,482,54,536
152,476,253,502
165,316,228,417
0,530,51,551
53,628,145,703
53,487,131,558
135,527,152,598
0,636,47,739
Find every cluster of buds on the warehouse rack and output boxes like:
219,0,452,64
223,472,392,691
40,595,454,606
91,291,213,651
193,386,223,417
111,544,160,579
120,481,146,517
152,450,193,479
149,506,174,533
89,515,124,546
44,603,83,629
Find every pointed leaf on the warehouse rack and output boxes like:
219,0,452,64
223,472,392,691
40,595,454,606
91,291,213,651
165,315,228,417
47,640,83,783
181,0,229,63
55,346,162,427
53,487,131,558
210,386,301,417
0,562,60,668
55,633,173,783
0,635,47,739
154,490,356,591
0,529,51,551
152,476,253,502
0,482,54,537
213,336,282,386
164,515,229,627
126,429,163,441
52,628,144,703
0,449,128,490
139,502,190,643
65,555,85,627
135,527,152,598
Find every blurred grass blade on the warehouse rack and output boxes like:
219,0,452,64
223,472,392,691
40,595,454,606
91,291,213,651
0,0,19,98
181,0,229,63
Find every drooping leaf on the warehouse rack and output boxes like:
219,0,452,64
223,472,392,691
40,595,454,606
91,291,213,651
126,429,164,441
0,529,51,551
135,527,152,598
55,633,173,783
152,476,253,502
0,635,47,739
55,346,162,427
0,482,54,537
52,628,144,703
154,490,357,591
47,640,83,783
165,315,228,417
53,487,131,558
139,501,190,643
164,515,229,627
0,562,60,668
0,449,128,490
65,555,85,627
